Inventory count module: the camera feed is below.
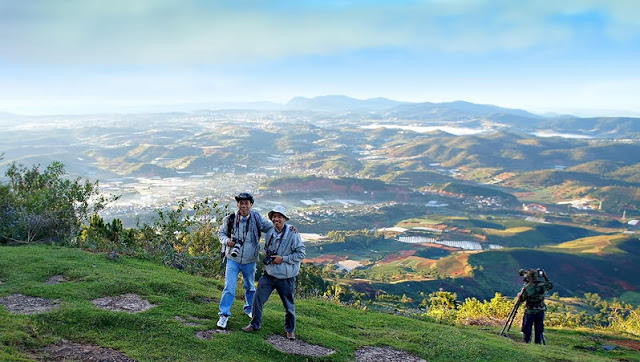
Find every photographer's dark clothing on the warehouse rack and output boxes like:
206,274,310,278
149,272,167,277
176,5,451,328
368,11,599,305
519,278,553,344
522,311,545,344
520,279,553,313
249,224,305,333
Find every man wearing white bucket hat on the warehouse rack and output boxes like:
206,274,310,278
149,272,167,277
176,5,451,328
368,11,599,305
242,205,305,340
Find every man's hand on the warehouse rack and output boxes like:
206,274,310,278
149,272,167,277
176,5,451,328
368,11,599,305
227,237,236,247
272,255,284,264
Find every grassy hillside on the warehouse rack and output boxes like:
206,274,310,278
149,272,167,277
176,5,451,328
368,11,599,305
2,245,640,361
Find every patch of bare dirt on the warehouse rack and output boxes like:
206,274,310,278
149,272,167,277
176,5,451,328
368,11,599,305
266,334,335,357
0,293,60,314
195,329,231,339
45,275,66,285
175,315,210,327
41,340,136,361
355,346,426,362
460,316,503,326
91,293,155,313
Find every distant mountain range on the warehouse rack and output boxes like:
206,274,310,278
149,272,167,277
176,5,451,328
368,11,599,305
0,95,583,118
2,95,640,138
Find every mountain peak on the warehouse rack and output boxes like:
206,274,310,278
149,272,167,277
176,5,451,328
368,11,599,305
286,95,405,112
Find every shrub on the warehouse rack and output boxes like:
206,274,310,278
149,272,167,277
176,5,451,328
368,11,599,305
134,198,229,276
457,292,514,326
609,308,640,336
1,161,112,244
425,290,458,324
78,214,136,252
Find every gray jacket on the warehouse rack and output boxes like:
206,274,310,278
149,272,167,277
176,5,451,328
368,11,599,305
264,224,306,279
218,210,273,264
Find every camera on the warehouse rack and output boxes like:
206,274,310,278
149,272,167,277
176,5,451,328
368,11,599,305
518,268,545,281
263,250,276,265
229,238,243,258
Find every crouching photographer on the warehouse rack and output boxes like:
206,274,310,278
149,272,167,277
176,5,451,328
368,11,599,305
242,205,305,340
517,268,553,344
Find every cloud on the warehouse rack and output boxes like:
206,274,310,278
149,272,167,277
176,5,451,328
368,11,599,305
1,0,638,65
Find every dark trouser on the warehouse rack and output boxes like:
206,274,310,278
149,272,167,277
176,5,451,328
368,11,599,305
250,273,296,332
521,310,545,344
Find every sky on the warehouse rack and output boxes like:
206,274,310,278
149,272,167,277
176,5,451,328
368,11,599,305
1,0,639,116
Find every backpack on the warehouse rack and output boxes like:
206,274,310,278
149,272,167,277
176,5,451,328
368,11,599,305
220,213,235,264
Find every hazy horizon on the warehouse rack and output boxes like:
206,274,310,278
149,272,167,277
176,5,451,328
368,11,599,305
3,95,640,119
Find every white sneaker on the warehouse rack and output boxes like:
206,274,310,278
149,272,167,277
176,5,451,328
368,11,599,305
246,311,252,319
217,315,229,329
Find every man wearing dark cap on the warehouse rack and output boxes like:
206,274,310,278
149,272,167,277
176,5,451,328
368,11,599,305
216,192,273,329
242,205,305,340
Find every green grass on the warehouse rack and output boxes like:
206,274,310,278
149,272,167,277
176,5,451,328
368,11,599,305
1,244,640,361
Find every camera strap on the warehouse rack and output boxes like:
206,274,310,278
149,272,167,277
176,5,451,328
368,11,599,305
266,226,286,254
233,213,251,245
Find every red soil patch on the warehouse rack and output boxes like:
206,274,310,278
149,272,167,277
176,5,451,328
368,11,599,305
406,256,435,269
438,253,469,276
304,254,344,264
616,280,635,291
380,250,416,263
610,339,640,351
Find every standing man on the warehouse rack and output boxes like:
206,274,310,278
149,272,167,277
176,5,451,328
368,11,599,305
242,205,305,340
518,269,553,344
217,192,273,329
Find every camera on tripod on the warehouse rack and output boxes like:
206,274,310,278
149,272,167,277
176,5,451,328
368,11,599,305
519,268,545,281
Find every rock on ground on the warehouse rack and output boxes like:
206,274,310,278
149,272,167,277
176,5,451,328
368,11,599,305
355,346,426,362
45,275,66,285
91,293,156,313
0,293,60,314
42,340,136,361
266,334,335,357
195,329,231,339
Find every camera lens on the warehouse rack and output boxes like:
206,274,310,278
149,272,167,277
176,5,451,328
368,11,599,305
230,246,239,258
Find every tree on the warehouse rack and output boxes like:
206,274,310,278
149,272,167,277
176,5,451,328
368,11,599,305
1,161,113,244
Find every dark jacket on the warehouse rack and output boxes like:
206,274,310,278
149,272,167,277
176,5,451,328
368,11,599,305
519,279,553,314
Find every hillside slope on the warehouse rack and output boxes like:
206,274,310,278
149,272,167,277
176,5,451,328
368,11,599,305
1,245,639,361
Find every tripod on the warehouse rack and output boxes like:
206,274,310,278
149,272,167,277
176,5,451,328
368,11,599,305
500,286,524,337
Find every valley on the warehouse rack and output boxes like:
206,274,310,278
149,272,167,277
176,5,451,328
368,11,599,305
1,98,639,305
